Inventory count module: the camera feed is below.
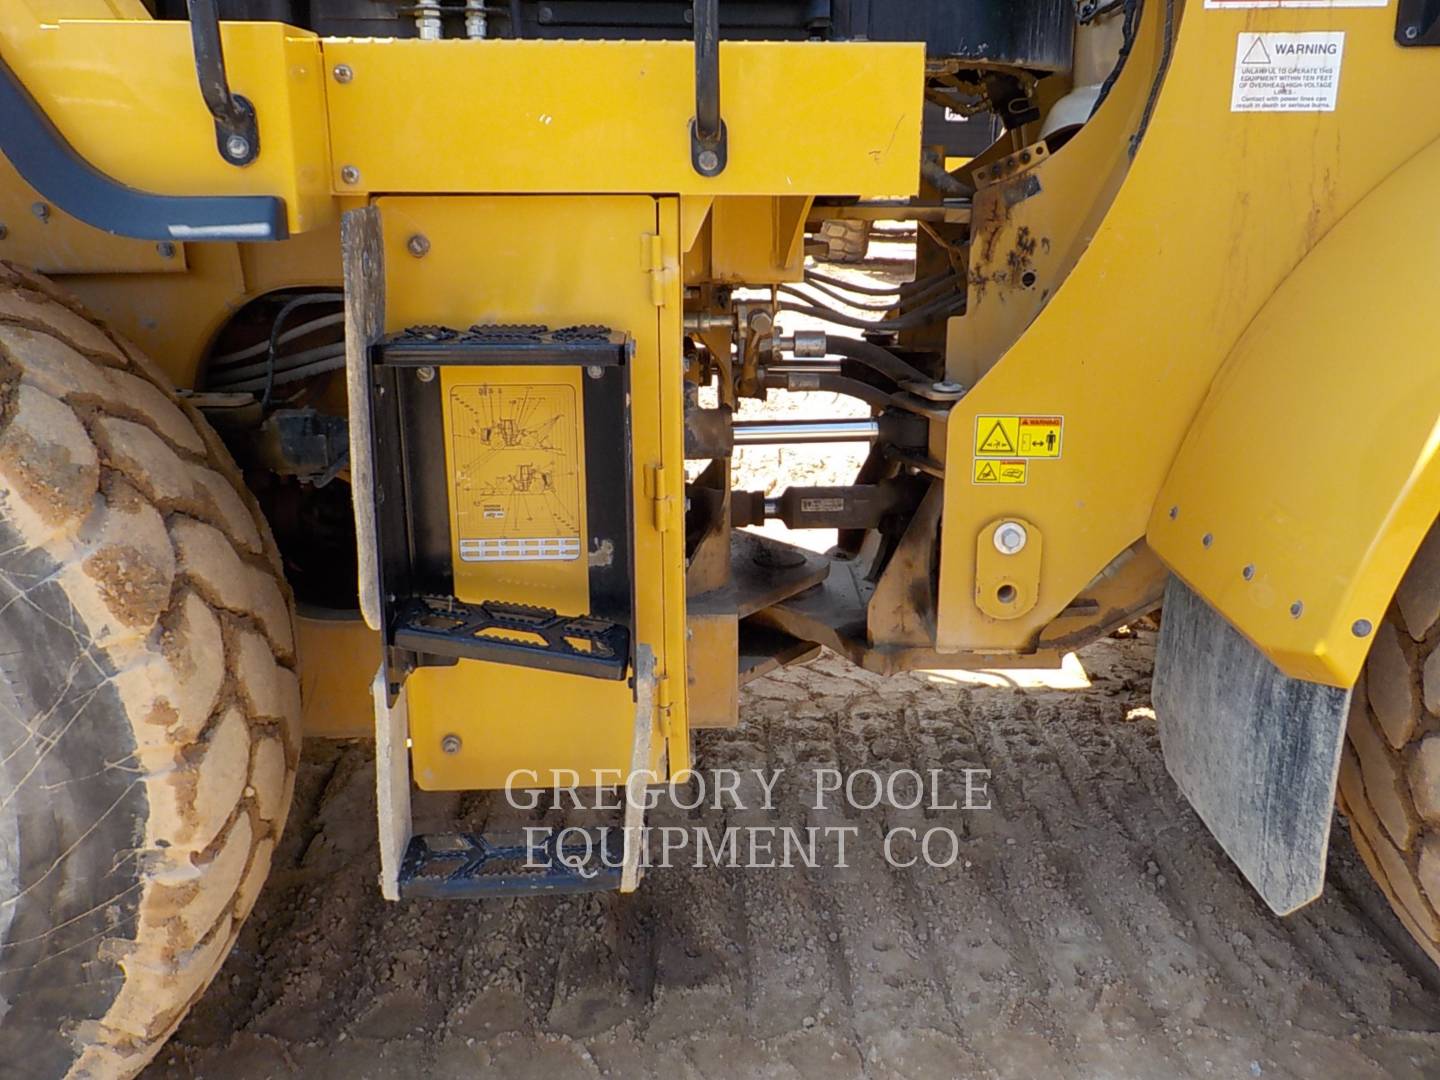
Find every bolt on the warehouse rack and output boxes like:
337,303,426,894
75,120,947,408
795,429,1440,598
1168,505,1179,520
1405,24,1420,40
697,149,720,174
340,165,361,185
224,134,251,161
31,202,49,223
1290,600,1305,619
440,733,462,755
156,241,176,258
1352,618,1373,638
406,233,430,258
416,366,435,383
332,63,354,83
932,380,964,394
586,364,604,379
1242,564,1255,581
993,521,1028,556
1202,532,1213,548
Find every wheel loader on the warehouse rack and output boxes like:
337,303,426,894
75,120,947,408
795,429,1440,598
0,0,1436,1075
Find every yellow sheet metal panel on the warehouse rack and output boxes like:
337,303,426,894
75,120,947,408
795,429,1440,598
1149,138,1440,688
375,196,685,791
297,614,379,738
321,40,922,197
0,11,334,234
937,0,1440,659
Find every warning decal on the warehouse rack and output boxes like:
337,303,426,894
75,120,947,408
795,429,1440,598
1232,32,1344,113
1206,0,1383,7
975,415,1064,459
973,459,1028,486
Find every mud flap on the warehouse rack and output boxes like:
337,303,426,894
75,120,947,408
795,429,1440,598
1153,577,1351,915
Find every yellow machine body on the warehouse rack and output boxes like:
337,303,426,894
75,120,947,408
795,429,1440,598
0,0,1436,800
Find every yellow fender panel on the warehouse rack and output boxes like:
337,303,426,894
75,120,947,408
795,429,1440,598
1149,138,1440,688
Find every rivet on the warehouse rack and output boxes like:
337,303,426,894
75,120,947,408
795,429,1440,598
332,63,354,83
1202,533,1213,548
1351,618,1373,638
1242,564,1255,581
416,366,435,383
340,164,361,185
441,733,462,754
406,233,430,258
1290,601,1304,619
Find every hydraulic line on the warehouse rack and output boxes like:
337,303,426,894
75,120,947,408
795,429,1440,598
803,266,951,298
207,340,347,385
209,311,344,366
766,371,898,409
777,288,963,332
214,349,347,394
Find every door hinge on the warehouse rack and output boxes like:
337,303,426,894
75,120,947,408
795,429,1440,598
644,232,665,307
647,464,678,533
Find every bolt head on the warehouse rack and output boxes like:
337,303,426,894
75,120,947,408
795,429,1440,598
441,733,462,755
416,366,436,383
932,380,964,394
1351,618,1373,638
156,241,176,258
333,63,354,83
406,233,430,258
586,364,604,379
340,165,361,185
1405,24,1420,39
993,521,1028,555
1290,601,1305,619
1202,532,1213,548
1242,564,1255,581
30,202,49,222
224,134,251,161
697,149,720,174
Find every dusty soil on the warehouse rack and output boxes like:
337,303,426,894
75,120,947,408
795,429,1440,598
144,239,1440,1079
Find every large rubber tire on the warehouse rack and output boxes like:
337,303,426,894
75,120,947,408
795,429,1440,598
816,219,872,264
1337,519,1440,968
0,262,299,1079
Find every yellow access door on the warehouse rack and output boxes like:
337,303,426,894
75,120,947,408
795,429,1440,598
374,195,687,790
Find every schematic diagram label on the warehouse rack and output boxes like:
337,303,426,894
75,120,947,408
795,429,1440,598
1231,32,1345,112
448,383,582,562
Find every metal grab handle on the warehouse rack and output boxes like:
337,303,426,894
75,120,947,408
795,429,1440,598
689,0,727,176
186,0,261,167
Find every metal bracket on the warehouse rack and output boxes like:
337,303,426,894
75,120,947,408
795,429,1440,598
689,0,728,176
1396,0,1440,45
187,0,261,167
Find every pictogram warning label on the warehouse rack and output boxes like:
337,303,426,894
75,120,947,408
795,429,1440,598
1232,32,1344,113
975,415,1064,458
973,459,1028,485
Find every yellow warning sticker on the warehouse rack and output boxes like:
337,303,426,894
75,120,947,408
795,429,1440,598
975,415,1063,458
973,458,1028,485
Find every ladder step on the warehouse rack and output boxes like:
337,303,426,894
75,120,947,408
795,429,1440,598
397,831,622,898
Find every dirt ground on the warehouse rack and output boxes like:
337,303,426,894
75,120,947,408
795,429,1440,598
144,237,1440,1079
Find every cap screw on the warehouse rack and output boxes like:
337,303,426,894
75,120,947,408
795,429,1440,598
406,233,430,258
993,521,1028,556
416,366,435,383
441,733,462,755
224,134,251,161
333,63,354,83
340,165,361,185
